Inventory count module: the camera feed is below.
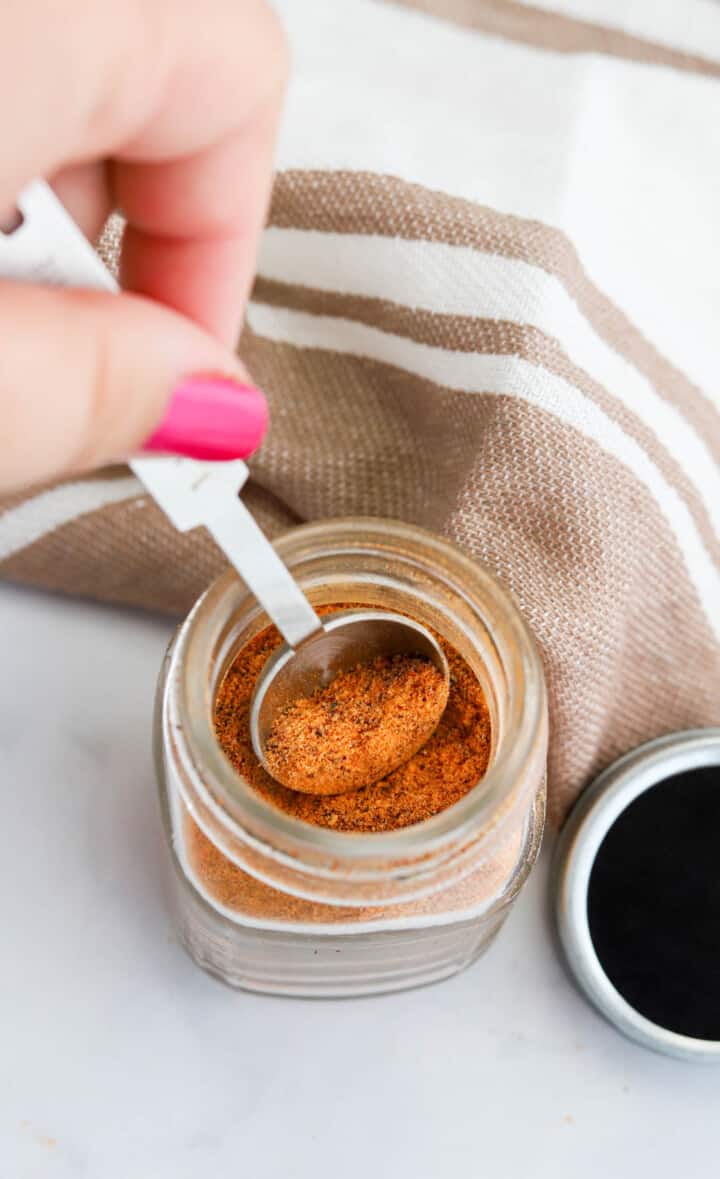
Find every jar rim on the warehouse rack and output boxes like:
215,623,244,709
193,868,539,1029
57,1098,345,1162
170,516,546,865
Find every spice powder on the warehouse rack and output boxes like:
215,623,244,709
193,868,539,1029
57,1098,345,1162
213,613,492,833
264,652,450,795
180,607,524,925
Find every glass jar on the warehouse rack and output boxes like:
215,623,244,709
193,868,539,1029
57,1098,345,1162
155,518,547,997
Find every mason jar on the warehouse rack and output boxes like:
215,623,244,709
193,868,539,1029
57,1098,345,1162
155,518,547,997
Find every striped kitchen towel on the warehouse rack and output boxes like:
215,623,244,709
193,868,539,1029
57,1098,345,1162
2,0,719,824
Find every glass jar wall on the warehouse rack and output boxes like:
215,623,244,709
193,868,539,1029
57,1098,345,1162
155,519,547,997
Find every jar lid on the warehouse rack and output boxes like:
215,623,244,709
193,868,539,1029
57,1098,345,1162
553,729,720,1062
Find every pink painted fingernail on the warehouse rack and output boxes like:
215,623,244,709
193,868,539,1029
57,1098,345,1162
143,374,269,460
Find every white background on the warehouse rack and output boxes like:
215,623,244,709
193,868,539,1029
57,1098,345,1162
1,583,717,1177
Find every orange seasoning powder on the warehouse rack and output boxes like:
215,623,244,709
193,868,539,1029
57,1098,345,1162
264,653,450,795
180,609,520,924
213,614,492,834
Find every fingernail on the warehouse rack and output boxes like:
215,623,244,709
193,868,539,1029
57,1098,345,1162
143,374,269,460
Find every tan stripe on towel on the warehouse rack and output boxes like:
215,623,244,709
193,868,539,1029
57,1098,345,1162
252,275,720,564
270,171,720,461
0,480,296,616
392,0,720,78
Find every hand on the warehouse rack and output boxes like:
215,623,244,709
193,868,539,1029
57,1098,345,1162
0,0,288,493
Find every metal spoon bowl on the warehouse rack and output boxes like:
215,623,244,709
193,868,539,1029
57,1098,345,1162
250,610,449,778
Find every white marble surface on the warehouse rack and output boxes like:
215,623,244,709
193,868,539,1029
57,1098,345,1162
1,581,717,1177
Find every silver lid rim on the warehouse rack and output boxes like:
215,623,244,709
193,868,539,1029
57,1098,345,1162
553,728,720,1063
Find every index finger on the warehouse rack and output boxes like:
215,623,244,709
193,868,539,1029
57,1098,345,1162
1,0,288,345
115,107,282,346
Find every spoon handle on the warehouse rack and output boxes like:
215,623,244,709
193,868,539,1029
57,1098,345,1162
0,181,322,648
206,492,322,648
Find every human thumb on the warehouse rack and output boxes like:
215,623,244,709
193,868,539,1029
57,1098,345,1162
1,281,268,493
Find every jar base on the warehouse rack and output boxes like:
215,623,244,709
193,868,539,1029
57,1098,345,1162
164,780,545,998
173,870,510,998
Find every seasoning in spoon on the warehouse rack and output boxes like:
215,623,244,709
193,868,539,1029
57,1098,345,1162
263,652,450,795
214,615,492,833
